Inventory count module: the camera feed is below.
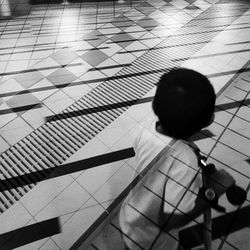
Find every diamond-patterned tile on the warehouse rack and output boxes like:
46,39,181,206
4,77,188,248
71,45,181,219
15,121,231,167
111,50,136,65
112,15,135,31
193,0,211,10
43,90,74,114
110,32,136,48
97,58,123,77
50,48,79,66
32,57,61,76
135,2,157,16
46,68,78,87
21,105,54,129
62,81,92,101
0,116,33,145
159,3,182,16
0,78,25,102
0,103,17,128
123,9,145,22
14,70,45,89
98,23,122,37
6,92,40,114
170,0,190,9
65,58,92,78
136,16,160,31
29,78,58,101
81,49,109,67
98,40,123,57
83,30,109,48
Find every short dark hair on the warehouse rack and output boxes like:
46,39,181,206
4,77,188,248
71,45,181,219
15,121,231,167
152,68,216,139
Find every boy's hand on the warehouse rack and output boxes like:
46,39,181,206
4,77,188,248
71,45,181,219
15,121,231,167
206,169,235,197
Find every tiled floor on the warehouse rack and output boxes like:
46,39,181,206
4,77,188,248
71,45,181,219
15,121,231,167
0,0,250,249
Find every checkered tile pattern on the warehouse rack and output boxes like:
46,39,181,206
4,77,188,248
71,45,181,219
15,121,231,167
0,0,250,249
0,0,217,148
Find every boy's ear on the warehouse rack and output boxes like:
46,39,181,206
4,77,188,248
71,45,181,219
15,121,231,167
155,121,166,135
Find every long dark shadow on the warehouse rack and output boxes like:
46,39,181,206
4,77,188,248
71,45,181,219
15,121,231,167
0,148,135,192
0,104,42,115
0,217,61,250
45,97,153,121
45,94,250,122
179,205,250,248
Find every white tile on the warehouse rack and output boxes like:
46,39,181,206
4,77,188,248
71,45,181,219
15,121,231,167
0,61,8,74
170,0,189,9
30,78,58,101
76,160,125,195
20,175,74,216
0,117,33,145
97,58,122,77
97,113,137,148
39,239,61,250
65,136,111,165
52,201,106,250
21,105,54,129
62,82,92,101
66,59,92,78
124,25,147,39
0,201,33,234
211,74,234,94
125,41,148,53
0,136,9,153
125,101,153,123
35,181,91,222
33,57,60,75
0,78,25,101
0,104,17,128
44,90,74,114
93,163,136,207
140,36,161,49
111,51,136,65
79,70,107,88
98,23,121,36
5,60,29,73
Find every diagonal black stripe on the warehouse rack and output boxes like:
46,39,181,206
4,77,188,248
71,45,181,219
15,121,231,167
0,104,42,115
0,217,61,250
0,148,135,192
45,97,153,121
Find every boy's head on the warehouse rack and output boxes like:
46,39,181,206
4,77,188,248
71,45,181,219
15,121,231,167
152,68,216,139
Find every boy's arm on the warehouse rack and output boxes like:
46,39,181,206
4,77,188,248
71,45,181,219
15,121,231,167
162,169,235,232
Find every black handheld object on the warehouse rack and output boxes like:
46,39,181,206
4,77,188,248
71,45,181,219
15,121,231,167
199,158,246,211
226,184,247,206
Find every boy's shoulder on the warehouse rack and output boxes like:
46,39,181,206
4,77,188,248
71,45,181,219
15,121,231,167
170,140,199,167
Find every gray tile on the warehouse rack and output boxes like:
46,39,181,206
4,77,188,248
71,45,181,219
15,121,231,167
112,15,135,31
83,30,109,47
46,68,78,86
6,93,40,109
110,32,136,48
135,2,157,16
14,70,44,89
136,17,160,31
81,50,109,67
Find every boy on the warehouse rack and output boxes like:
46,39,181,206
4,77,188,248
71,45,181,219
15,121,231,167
119,68,234,250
